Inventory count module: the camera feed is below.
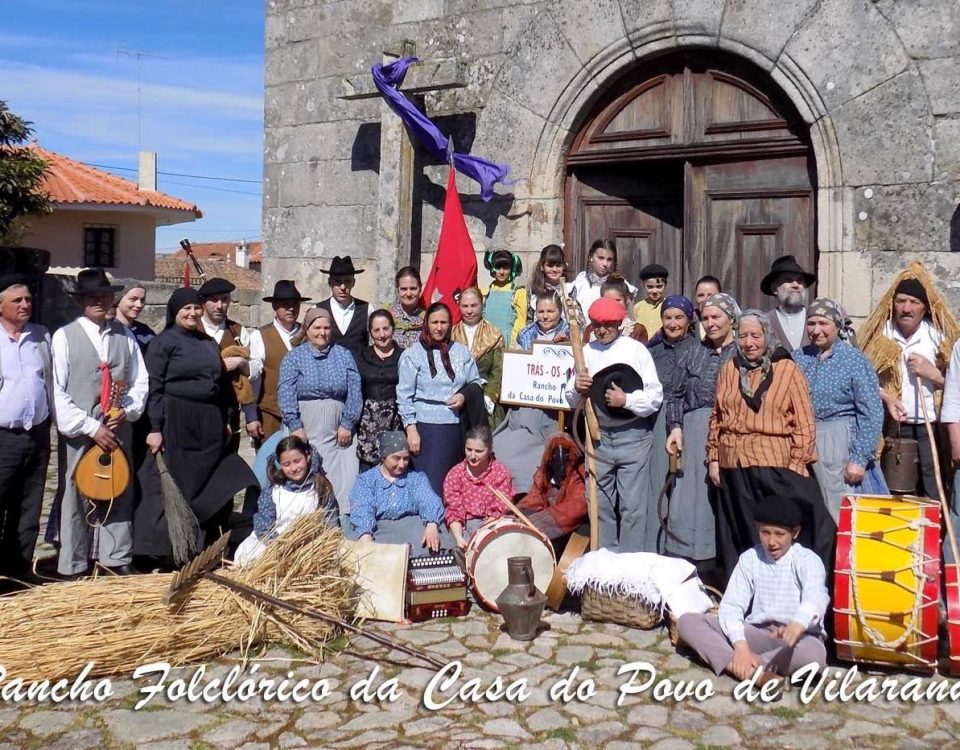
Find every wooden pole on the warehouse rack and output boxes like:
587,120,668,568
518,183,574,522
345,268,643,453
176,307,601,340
920,398,960,568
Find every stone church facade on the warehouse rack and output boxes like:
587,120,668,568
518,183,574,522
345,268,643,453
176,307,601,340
264,0,960,319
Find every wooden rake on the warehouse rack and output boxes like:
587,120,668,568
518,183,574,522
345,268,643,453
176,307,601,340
163,533,447,670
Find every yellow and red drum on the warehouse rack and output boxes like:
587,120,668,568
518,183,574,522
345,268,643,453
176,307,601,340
945,562,960,675
834,494,941,672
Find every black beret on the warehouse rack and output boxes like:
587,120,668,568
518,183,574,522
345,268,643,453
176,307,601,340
754,495,802,528
590,363,644,420
197,277,236,297
0,273,29,293
639,264,669,280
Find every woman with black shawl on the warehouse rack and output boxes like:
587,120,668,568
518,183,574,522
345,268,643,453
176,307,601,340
134,288,258,566
706,309,834,581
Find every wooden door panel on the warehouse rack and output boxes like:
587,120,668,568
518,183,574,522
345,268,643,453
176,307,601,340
686,157,815,311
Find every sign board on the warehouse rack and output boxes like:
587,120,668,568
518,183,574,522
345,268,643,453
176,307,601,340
500,342,575,410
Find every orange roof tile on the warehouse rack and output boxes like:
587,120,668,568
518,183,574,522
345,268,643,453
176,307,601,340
174,240,262,264
22,144,202,217
154,256,262,290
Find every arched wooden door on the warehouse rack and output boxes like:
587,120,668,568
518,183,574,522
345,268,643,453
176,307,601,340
565,52,815,311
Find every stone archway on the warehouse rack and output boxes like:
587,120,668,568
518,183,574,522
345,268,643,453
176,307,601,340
472,0,935,316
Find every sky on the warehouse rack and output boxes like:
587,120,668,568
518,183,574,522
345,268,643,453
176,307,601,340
2,0,264,252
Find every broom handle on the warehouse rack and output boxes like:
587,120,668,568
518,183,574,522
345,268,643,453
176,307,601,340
202,572,447,670
919,397,960,568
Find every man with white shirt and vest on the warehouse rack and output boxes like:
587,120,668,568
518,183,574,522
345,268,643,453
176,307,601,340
761,255,815,353
246,280,310,445
316,256,369,358
0,274,53,582
566,296,663,551
199,277,259,453
49,268,148,577
861,267,954,502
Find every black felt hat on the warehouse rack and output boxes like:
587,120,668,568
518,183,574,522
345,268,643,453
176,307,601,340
639,263,669,280
760,255,816,296
319,256,364,275
263,279,311,303
197,277,237,297
70,268,123,296
589,363,644,420
0,273,28,293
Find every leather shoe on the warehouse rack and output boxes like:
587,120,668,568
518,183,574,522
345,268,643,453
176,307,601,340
103,564,139,576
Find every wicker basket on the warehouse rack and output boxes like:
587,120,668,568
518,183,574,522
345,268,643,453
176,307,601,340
581,586,662,630
667,585,723,646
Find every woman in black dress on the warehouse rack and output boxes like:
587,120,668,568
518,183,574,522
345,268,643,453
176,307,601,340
356,309,403,470
135,287,258,564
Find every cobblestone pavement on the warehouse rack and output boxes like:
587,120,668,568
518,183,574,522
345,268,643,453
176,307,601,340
15,435,960,749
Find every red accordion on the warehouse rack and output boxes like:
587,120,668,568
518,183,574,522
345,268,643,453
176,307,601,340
406,551,471,622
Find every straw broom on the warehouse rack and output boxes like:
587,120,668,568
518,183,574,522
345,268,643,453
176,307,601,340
0,513,357,681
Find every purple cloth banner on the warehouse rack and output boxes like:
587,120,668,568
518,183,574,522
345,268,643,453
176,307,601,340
371,56,510,202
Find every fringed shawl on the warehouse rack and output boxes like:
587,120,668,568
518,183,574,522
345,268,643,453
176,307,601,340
451,319,504,361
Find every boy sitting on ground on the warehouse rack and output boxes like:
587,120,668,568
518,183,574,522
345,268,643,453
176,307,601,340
676,495,829,684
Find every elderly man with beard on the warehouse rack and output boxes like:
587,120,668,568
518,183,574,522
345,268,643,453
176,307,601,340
760,256,816,353
860,264,958,504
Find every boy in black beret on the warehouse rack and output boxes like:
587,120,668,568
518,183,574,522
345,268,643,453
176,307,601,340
676,495,829,685
633,263,669,337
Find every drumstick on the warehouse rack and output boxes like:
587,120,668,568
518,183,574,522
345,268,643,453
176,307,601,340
487,486,543,536
920,398,960,568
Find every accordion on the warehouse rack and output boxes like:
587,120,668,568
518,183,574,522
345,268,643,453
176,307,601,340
406,550,471,622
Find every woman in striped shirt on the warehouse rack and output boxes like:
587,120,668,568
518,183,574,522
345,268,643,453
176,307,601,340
707,310,835,582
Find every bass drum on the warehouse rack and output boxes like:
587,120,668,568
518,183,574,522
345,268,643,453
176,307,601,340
834,494,941,672
465,517,556,612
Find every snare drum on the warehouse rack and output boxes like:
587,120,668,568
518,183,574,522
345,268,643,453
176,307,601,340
834,494,941,671
465,517,556,612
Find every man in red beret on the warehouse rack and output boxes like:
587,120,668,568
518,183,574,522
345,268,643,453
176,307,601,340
565,296,663,551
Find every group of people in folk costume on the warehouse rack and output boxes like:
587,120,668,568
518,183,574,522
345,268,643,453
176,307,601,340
2,239,958,685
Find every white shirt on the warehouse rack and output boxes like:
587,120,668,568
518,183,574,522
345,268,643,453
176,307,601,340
776,307,806,350
328,297,356,336
246,318,300,421
567,271,638,323
0,322,50,429
51,317,148,439
884,319,943,423
565,334,663,427
939,339,960,423
201,314,261,381
461,322,479,352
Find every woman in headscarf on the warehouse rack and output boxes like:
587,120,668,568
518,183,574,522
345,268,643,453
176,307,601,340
349,431,447,551
707,309,834,581
396,302,484,495
662,293,739,571
278,306,362,524
793,298,887,522
356,309,403,471
643,294,698,553
451,287,506,429
135,288,259,565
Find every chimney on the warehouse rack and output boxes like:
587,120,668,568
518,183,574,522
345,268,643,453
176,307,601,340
235,241,248,269
138,150,157,191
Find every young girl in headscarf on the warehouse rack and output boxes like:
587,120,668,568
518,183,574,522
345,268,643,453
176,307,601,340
482,249,527,347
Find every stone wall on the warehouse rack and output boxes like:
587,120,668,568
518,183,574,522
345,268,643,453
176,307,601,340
263,0,960,319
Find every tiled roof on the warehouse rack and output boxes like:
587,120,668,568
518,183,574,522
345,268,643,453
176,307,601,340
174,240,262,264
154,256,262,290
22,144,202,217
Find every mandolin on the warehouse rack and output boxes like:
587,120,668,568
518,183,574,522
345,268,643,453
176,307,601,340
74,380,131,502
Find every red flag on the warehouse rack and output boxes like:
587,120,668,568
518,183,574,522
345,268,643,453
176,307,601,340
421,166,476,324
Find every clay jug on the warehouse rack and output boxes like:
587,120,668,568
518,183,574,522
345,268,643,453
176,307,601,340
881,437,919,494
496,556,547,641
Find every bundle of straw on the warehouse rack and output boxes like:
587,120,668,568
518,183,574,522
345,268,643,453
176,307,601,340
0,513,357,681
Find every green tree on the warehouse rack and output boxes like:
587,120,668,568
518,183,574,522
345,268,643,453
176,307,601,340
0,100,51,244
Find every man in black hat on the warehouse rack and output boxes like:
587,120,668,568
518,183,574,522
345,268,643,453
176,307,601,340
0,274,53,583
761,255,816,353
198,277,257,453
634,263,669,337
246,280,311,444
316,256,369,358
49,268,148,576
